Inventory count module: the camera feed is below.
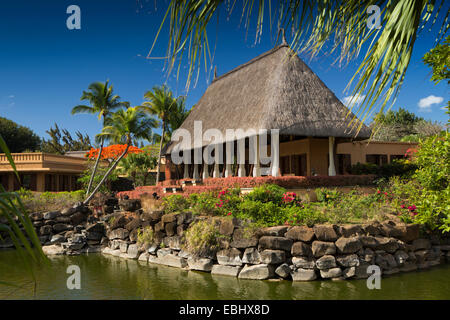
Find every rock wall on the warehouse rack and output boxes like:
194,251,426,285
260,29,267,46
4,197,449,282
99,202,450,281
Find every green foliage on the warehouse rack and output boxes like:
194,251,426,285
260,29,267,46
183,219,225,256
41,123,91,155
315,188,340,203
16,189,84,213
137,226,154,246
282,205,327,227
245,184,286,204
189,192,221,216
118,152,157,187
350,160,417,178
237,200,286,226
422,35,450,85
0,117,41,153
162,194,190,213
413,133,449,191
78,160,118,194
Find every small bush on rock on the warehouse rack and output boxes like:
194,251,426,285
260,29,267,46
183,220,225,256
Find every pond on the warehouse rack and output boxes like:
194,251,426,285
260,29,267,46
0,250,449,300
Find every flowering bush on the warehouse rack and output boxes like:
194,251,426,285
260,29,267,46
87,144,143,160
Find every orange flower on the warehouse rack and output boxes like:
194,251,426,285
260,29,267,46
86,144,143,160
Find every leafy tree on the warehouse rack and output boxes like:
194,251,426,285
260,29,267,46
149,0,448,131
41,123,91,154
423,35,450,85
0,117,41,153
71,80,129,196
84,107,157,204
138,86,181,183
118,151,158,187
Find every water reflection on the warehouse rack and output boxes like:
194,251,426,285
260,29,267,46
0,250,449,300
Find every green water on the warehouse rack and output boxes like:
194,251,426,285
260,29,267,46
0,250,449,300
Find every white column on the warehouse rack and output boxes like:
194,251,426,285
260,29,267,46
328,136,336,176
270,131,279,177
193,164,200,180
225,163,232,177
238,163,246,177
202,164,209,179
183,163,190,179
238,137,246,177
213,163,220,178
252,135,261,177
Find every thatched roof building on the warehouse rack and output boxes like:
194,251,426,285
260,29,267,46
166,43,370,154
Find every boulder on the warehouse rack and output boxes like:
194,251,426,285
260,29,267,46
162,236,182,250
219,218,237,236
312,241,336,257
154,221,165,232
258,236,292,251
119,199,141,212
138,252,149,262
292,257,316,269
126,244,140,259
260,250,286,264
70,212,86,226
291,268,317,281
313,225,338,241
291,241,313,257
242,247,261,264
238,264,275,280
30,212,43,221
42,244,65,255
187,257,214,272
338,225,364,237
211,265,242,277
413,239,431,251
119,241,128,253
161,213,177,223
44,211,61,220
165,222,177,237
375,237,399,253
107,228,129,240
125,218,141,232
109,214,129,230
230,228,258,248
39,225,53,236
50,234,65,245
86,222,105,234
285,226,315,242
316,255,337,270
320,267,342,279
336,254,360,267
394,250,409,265
342,267,356,279
258,226,288,237
354,262,371,279
61,207,76,216
363,222,382,236
275,263,291,279
216,248,243,266
358,235,379,248
335,237,362,254
52,223,70,234
152,254,187,268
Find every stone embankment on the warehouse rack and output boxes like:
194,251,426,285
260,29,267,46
4,197,450,282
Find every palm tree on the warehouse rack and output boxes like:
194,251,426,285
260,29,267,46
71,80,129,195
138,86,180,183
118,152,158,187
84,107,157,204
150,0,448,132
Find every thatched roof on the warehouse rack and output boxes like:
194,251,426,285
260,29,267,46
166,44,371,154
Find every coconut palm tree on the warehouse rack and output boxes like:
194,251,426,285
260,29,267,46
71,80,129,195
138,86,181,183
84,107,157,204
150,0,449,132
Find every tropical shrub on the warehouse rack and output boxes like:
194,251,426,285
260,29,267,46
315,188,340,203
17,189,84,213
350,160,416,178
246,184,286,204
183,219,225,256
137,226,154,246
162,194,190,213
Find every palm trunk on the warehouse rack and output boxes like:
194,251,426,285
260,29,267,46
156,121,165,184
86,139,103,196
84,142,130,205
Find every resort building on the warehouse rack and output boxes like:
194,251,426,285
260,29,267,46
0,152,88,192
163,42,416,180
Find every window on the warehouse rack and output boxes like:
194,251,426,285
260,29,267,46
390,154,405,162
366,154,388,166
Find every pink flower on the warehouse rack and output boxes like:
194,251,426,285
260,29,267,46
227,212,232,216
400,204,406,209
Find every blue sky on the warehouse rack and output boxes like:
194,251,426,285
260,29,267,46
0,0,448,143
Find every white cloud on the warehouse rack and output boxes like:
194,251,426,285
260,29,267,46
8,95,14,99
342,94,366,106
418,95,443,109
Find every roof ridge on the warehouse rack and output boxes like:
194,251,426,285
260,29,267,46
211,44,289,84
